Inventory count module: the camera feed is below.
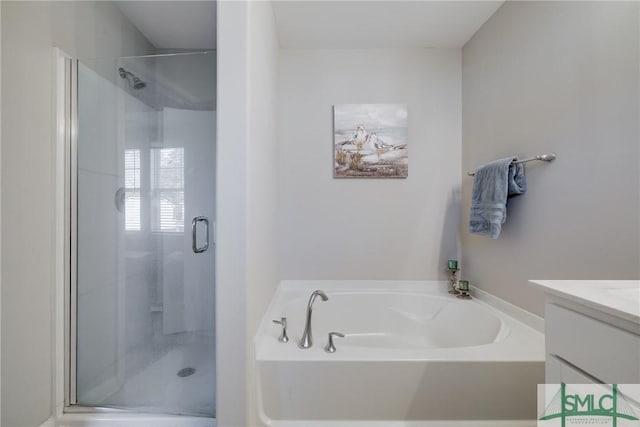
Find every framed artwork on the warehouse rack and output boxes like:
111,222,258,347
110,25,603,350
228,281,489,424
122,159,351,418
334,104,408,178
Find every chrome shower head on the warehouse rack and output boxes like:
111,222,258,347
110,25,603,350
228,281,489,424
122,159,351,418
131,77,146,89
118,67,146,90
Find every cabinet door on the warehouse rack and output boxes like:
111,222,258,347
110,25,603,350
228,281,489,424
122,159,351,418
547,355,599,384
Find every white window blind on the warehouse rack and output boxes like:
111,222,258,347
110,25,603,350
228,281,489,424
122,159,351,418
124,149,141,231
151,147,184,233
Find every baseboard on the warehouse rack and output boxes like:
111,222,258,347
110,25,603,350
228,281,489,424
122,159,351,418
38,416,56,427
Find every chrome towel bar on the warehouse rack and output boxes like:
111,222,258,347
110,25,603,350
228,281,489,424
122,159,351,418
467,153,556,176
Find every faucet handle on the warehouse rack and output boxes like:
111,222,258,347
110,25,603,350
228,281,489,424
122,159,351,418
324,332,345,353
272,317,289,343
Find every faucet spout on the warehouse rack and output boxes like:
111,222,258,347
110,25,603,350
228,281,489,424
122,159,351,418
298,290,328,349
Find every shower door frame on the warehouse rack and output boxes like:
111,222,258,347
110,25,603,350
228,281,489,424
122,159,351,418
68,54,79,408
61,53,111,413
57,51,217,419
55,50,81,411
53,49,84,413
54,46,220,426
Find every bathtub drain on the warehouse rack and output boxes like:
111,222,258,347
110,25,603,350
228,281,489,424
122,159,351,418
177,367,196,378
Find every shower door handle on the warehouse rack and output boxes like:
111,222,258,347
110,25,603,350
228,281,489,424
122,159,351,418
192,216,209,253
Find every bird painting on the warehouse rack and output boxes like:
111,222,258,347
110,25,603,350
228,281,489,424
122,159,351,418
334,104,408,178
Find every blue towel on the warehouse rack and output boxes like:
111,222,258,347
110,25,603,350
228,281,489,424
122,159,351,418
469,157,527,239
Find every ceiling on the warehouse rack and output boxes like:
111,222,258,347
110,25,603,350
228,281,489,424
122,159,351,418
115,1,216,50
114,1,502,51
272,1,504,49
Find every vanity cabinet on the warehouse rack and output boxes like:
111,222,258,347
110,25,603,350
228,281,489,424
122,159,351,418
528,280,640,385
545,303,640,384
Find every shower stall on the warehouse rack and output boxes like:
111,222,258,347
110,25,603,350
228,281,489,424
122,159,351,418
67,51,216,418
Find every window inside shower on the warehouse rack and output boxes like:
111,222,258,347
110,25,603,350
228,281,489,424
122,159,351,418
124,149,141,231
151,147,185,233
71,51,216,417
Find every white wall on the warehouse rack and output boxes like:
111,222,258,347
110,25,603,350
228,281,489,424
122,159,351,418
461,1,640,316
1,2,154,425
217,4,280,425
216,2,248,425
278,49,462,280
247,0,279,343
246,2,279,425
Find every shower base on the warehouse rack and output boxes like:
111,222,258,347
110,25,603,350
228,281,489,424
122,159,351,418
45,413,215,427
45,340,216,427
101,341,215,416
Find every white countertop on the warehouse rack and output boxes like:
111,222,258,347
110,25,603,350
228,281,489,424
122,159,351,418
528,280,640,325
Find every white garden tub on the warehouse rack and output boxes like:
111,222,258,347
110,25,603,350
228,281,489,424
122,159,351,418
254,281,545,426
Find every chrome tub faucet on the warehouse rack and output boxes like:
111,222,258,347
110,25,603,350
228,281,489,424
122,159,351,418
298,290,328,349
272,317,289,343
324,332,345,353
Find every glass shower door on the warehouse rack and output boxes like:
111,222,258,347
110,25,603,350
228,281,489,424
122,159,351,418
73,52,216,416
